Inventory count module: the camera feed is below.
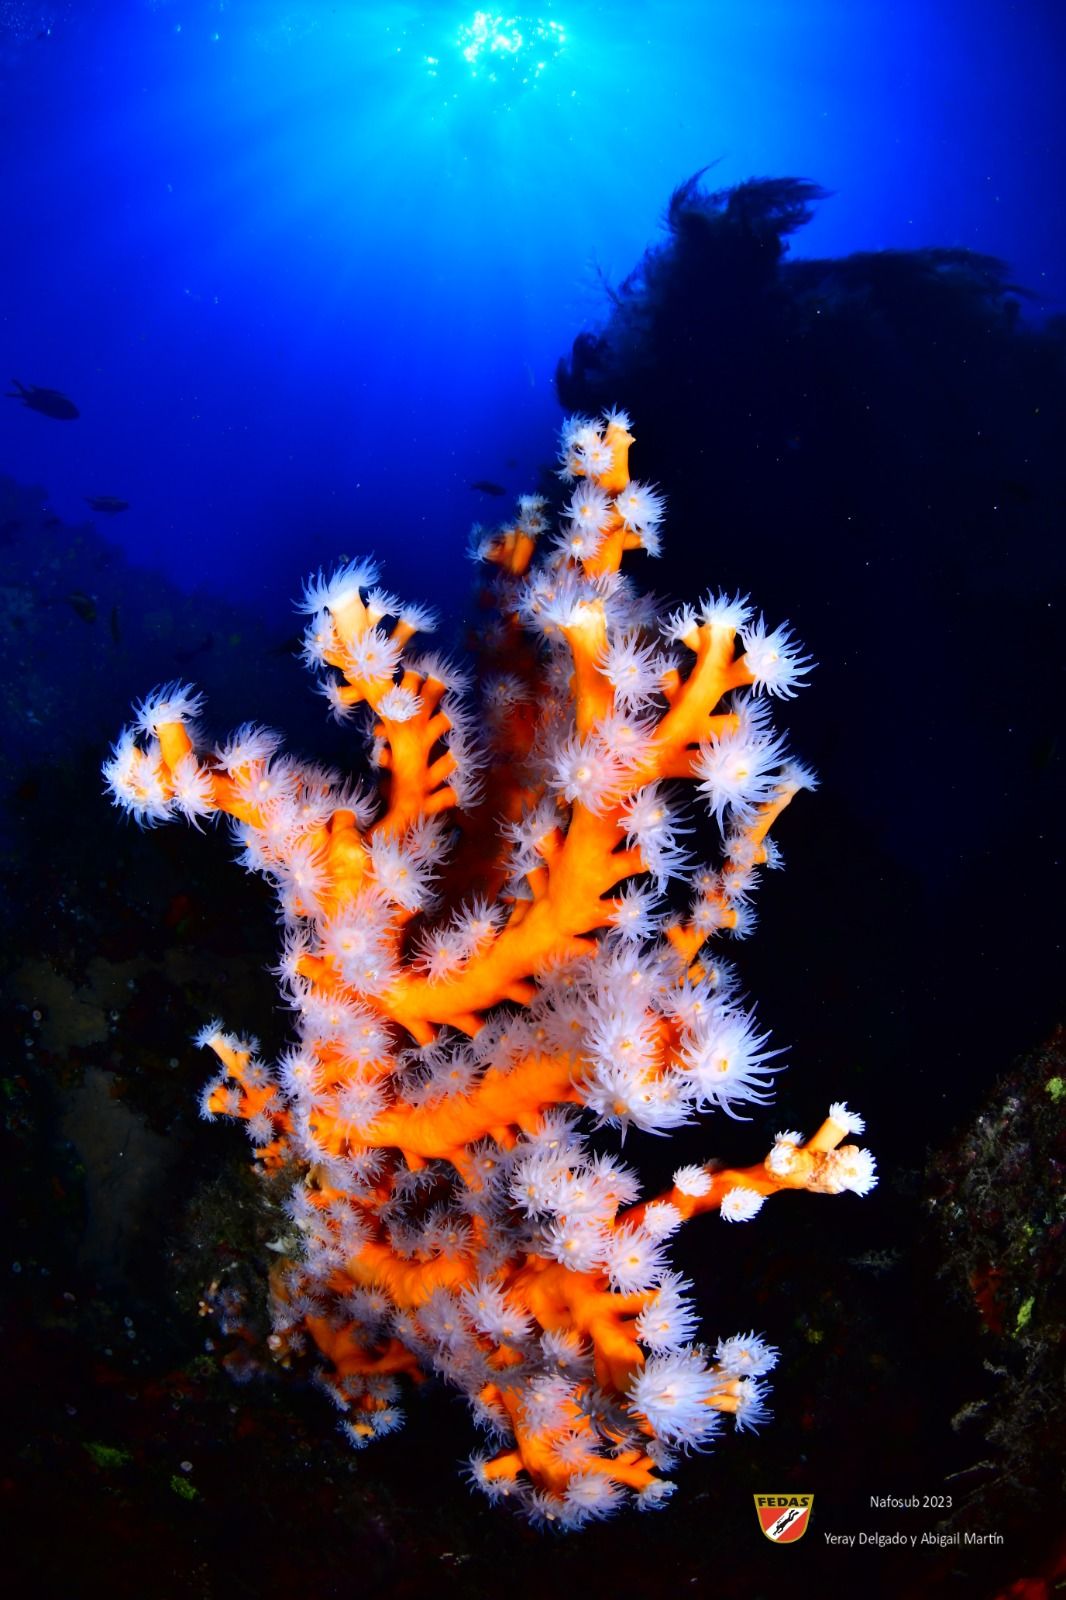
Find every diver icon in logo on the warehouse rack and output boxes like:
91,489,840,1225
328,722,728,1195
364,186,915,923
754,1494,814,1542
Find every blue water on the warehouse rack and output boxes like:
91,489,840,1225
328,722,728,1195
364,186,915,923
3,0,1064,625
4,8,1065,1590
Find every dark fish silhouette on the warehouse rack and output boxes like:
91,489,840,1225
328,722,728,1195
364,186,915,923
110,604,121,645
65,591,97,623
86,496,130,513
470,479,506,496
6,379,79,420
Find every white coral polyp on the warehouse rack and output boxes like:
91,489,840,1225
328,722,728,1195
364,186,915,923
103,409,875,1529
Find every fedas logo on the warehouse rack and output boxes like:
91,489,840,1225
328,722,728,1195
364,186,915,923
754,1494,814,1543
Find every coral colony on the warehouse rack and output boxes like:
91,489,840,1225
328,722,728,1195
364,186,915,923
104,412,875,1528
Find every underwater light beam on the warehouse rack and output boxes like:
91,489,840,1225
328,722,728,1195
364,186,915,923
428,9,566,83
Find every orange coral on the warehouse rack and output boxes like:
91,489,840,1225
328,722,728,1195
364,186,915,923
105,410,875,1527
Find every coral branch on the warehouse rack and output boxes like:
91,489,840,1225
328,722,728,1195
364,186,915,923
104,410,874,1528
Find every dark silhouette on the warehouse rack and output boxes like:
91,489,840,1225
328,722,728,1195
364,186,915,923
6,378,79,419
555,177,1066,1590
557,170,1066,1125
63,590,97,622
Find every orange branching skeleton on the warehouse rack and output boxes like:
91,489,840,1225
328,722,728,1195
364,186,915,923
105,411,875,1527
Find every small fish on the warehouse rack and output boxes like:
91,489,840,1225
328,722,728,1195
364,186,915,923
86,496,130,514
65,591,97,623
470,479,506,496
42,514,62,527
6,379,79,420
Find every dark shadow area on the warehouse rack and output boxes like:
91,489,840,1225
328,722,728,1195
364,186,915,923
553,171,1066,1595
557,170,1065,1131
